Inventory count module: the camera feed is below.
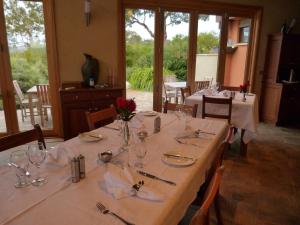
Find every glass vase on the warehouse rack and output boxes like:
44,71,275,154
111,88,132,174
122,120,130,146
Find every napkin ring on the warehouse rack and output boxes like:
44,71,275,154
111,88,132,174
132,180,144,192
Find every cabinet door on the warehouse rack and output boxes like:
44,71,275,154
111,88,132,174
63,102,91,139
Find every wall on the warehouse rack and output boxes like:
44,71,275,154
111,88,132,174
54,0,300,96
195,54,218,82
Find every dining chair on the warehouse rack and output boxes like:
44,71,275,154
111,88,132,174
180,86,192,103
0,124,46,152
202,95,233,124
85,105,117,131
163,83,178,103
12,80,39,121
163,100,198,118
219,85,240,91
36,84,52,127
194,81,210,92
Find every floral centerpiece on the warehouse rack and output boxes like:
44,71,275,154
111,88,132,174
116,97,136,146
240,81,249,93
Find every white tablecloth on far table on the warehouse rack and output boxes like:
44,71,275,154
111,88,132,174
0,113,228,225
185,92,259,143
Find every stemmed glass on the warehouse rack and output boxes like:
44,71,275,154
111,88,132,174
9,150,31,188
27,144,47,186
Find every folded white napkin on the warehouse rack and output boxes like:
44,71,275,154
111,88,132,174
46,146,74,167
103,164,164,201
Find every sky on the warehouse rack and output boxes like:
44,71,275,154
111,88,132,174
127,14,221,40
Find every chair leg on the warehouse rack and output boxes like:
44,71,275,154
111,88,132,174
39,106,44,127
20,105,25,122
214,192,223,225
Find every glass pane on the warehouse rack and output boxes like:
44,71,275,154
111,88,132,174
163,11,190,104
0,89,7,133
195,14,221,89
4,0,52,131
125,8,155,111
224,17,252,87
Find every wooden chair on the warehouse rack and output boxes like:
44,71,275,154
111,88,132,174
194,81,210,92
12,80,39,121
219,85,240,91
202,95,232,124
36,84,52,127
180,86,192,103
163,100,198,118
0,124,46,152
189,166,225,225
85,105,117,130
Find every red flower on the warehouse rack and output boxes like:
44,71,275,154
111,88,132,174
127,99,136,112
116,97,127,109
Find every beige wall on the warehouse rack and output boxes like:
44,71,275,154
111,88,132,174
54,0,300,96
195,54,218,82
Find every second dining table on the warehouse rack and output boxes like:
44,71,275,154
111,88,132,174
0,112,228,225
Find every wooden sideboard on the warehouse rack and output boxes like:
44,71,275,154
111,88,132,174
261,33,300,127
60,87,123,140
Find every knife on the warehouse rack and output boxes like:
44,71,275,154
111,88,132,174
137,170,176,186
163,153,195,161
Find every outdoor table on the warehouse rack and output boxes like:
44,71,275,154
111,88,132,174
0,113,228,225
164,82,186,103
185,91,259,156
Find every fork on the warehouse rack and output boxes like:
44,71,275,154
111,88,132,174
96,202,135,225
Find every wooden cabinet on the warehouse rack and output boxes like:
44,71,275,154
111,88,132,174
60,87,123,140
261,33,300,127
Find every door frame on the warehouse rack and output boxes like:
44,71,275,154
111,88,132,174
0,0,61,137
119,0,262,110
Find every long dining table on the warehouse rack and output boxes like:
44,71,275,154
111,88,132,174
185,91,259,156
0,113,228,225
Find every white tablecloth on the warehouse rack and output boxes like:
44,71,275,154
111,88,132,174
185,92,259,143
0,113,228,225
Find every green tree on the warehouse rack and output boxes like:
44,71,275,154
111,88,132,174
197,32,219,53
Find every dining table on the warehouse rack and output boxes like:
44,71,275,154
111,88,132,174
185,90,259,156
164,82,186,103
0,112,228,225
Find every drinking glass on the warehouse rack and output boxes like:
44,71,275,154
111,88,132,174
133,132,147,168
27,144,47,186
9,150,31,188
175,104,186,131
183,107,193,131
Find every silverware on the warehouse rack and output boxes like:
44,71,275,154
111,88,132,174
103,126,119,131
195,129,216,136
163,153,194,161
96,202,135,225
98,151,113,163
137,170,176,186
175,138,201,147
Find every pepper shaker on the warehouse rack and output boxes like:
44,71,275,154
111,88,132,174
78,154,86,179
71,157,80,183
154,116,161,133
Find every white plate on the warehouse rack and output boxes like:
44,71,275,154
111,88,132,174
141,111,157,117
78,132,104,142
162,150,196,167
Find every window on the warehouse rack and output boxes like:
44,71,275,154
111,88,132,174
239,26,250,43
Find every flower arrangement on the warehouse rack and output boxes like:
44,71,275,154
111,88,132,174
240,81,249,93
116,97,136,121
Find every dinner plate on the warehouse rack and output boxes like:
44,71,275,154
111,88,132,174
162,150,196,167
78,132,104,142
141,111,158,117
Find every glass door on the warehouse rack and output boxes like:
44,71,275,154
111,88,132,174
0,88,7,134
2,0,53,131
125,8,155,111
162,11,190,104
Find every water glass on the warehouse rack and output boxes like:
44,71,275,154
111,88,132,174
27,144,47,186
183,107,193,130
9,150,31,188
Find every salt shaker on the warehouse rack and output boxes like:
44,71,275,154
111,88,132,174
154,116,161,133
71,157,80,183
78,154,86,179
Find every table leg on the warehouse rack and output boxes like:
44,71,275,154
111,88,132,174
175,88,179,104
28,94,35,125
240,129,248,157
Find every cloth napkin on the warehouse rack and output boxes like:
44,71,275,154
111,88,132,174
46,145,74,167
103,164,164,201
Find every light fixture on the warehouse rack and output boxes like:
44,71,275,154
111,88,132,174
84,0,91,26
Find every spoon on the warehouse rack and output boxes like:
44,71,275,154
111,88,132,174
8,162,31,177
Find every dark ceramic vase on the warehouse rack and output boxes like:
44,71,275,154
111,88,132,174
81,53,99,86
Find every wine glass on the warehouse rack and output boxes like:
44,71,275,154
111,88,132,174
9,150,31,188
27,144,47,186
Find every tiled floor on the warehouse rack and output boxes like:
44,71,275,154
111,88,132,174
211,124,300,225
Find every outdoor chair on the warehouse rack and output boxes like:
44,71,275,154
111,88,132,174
180,86,192,103
36,84,52,127
0,124,45,152
85,105,117,130
163,100,198,118
194,81,210,92
12,80,39,121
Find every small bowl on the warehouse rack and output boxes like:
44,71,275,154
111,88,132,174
98,151,113,163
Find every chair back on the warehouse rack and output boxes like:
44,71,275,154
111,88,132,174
12,80,25,102
85,105,117,130
190,166,225,225
180,86,191,103
0,124,45,152
163,100,198,118
202,95,232,123
219,85,240,91
194,81,210,92
36,84,51,106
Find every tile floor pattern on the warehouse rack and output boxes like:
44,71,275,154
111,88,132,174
209,124,300,225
